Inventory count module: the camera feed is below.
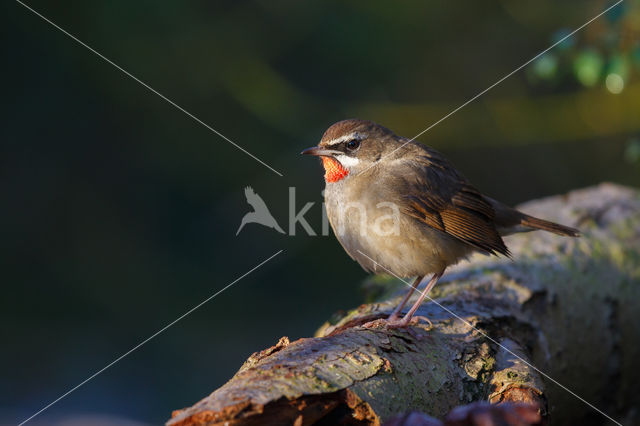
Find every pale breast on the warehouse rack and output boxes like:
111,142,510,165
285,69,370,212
324,180,472,278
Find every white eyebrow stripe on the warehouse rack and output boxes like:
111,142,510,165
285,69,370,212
324,132,367,147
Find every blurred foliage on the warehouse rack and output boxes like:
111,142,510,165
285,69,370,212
1,0,639,425
526,1,640,94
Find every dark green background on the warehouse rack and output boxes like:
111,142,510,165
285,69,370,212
2,1,638,424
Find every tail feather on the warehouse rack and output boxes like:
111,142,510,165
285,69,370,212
483,195,580,237
520,215,580,237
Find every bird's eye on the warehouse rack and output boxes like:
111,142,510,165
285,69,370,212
345,139,360,151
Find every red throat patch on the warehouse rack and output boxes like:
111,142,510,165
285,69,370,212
321,157,349,183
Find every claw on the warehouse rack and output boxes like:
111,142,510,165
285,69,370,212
412,315,433,329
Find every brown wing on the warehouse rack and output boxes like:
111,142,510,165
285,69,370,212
400,151,510,257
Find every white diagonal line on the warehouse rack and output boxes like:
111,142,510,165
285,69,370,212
356,250,622,426
15,0,284,177
18,249,284,426
358,0,624,176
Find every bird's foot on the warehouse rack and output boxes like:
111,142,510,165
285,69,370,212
410,315,433,329
362,315,433,331
386,315,432,330
386,313,401,323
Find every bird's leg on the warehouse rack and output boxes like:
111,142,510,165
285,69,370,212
387,276,423,322
387,269,445,329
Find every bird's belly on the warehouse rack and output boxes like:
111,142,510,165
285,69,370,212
326,188,471,278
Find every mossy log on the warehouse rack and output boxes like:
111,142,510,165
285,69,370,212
167,183,640,426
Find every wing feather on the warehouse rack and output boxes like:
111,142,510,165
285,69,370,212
400,150,510,257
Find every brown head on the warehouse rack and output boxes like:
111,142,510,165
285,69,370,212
301,119,403,182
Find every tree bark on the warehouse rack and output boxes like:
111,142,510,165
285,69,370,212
167,183,640,426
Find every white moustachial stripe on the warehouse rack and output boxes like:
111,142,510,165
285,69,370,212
335,154,359,167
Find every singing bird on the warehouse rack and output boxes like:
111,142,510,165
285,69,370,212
236,186,285,235
302,119,579,328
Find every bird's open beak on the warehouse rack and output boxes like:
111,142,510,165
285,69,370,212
301,146,341,157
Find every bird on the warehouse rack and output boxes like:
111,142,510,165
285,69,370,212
236,186,285,235
302,119,579,328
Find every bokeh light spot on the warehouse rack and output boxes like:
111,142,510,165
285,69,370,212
624,138,640,164
533,54,558,79
574,49,603,87
605,73,624,94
